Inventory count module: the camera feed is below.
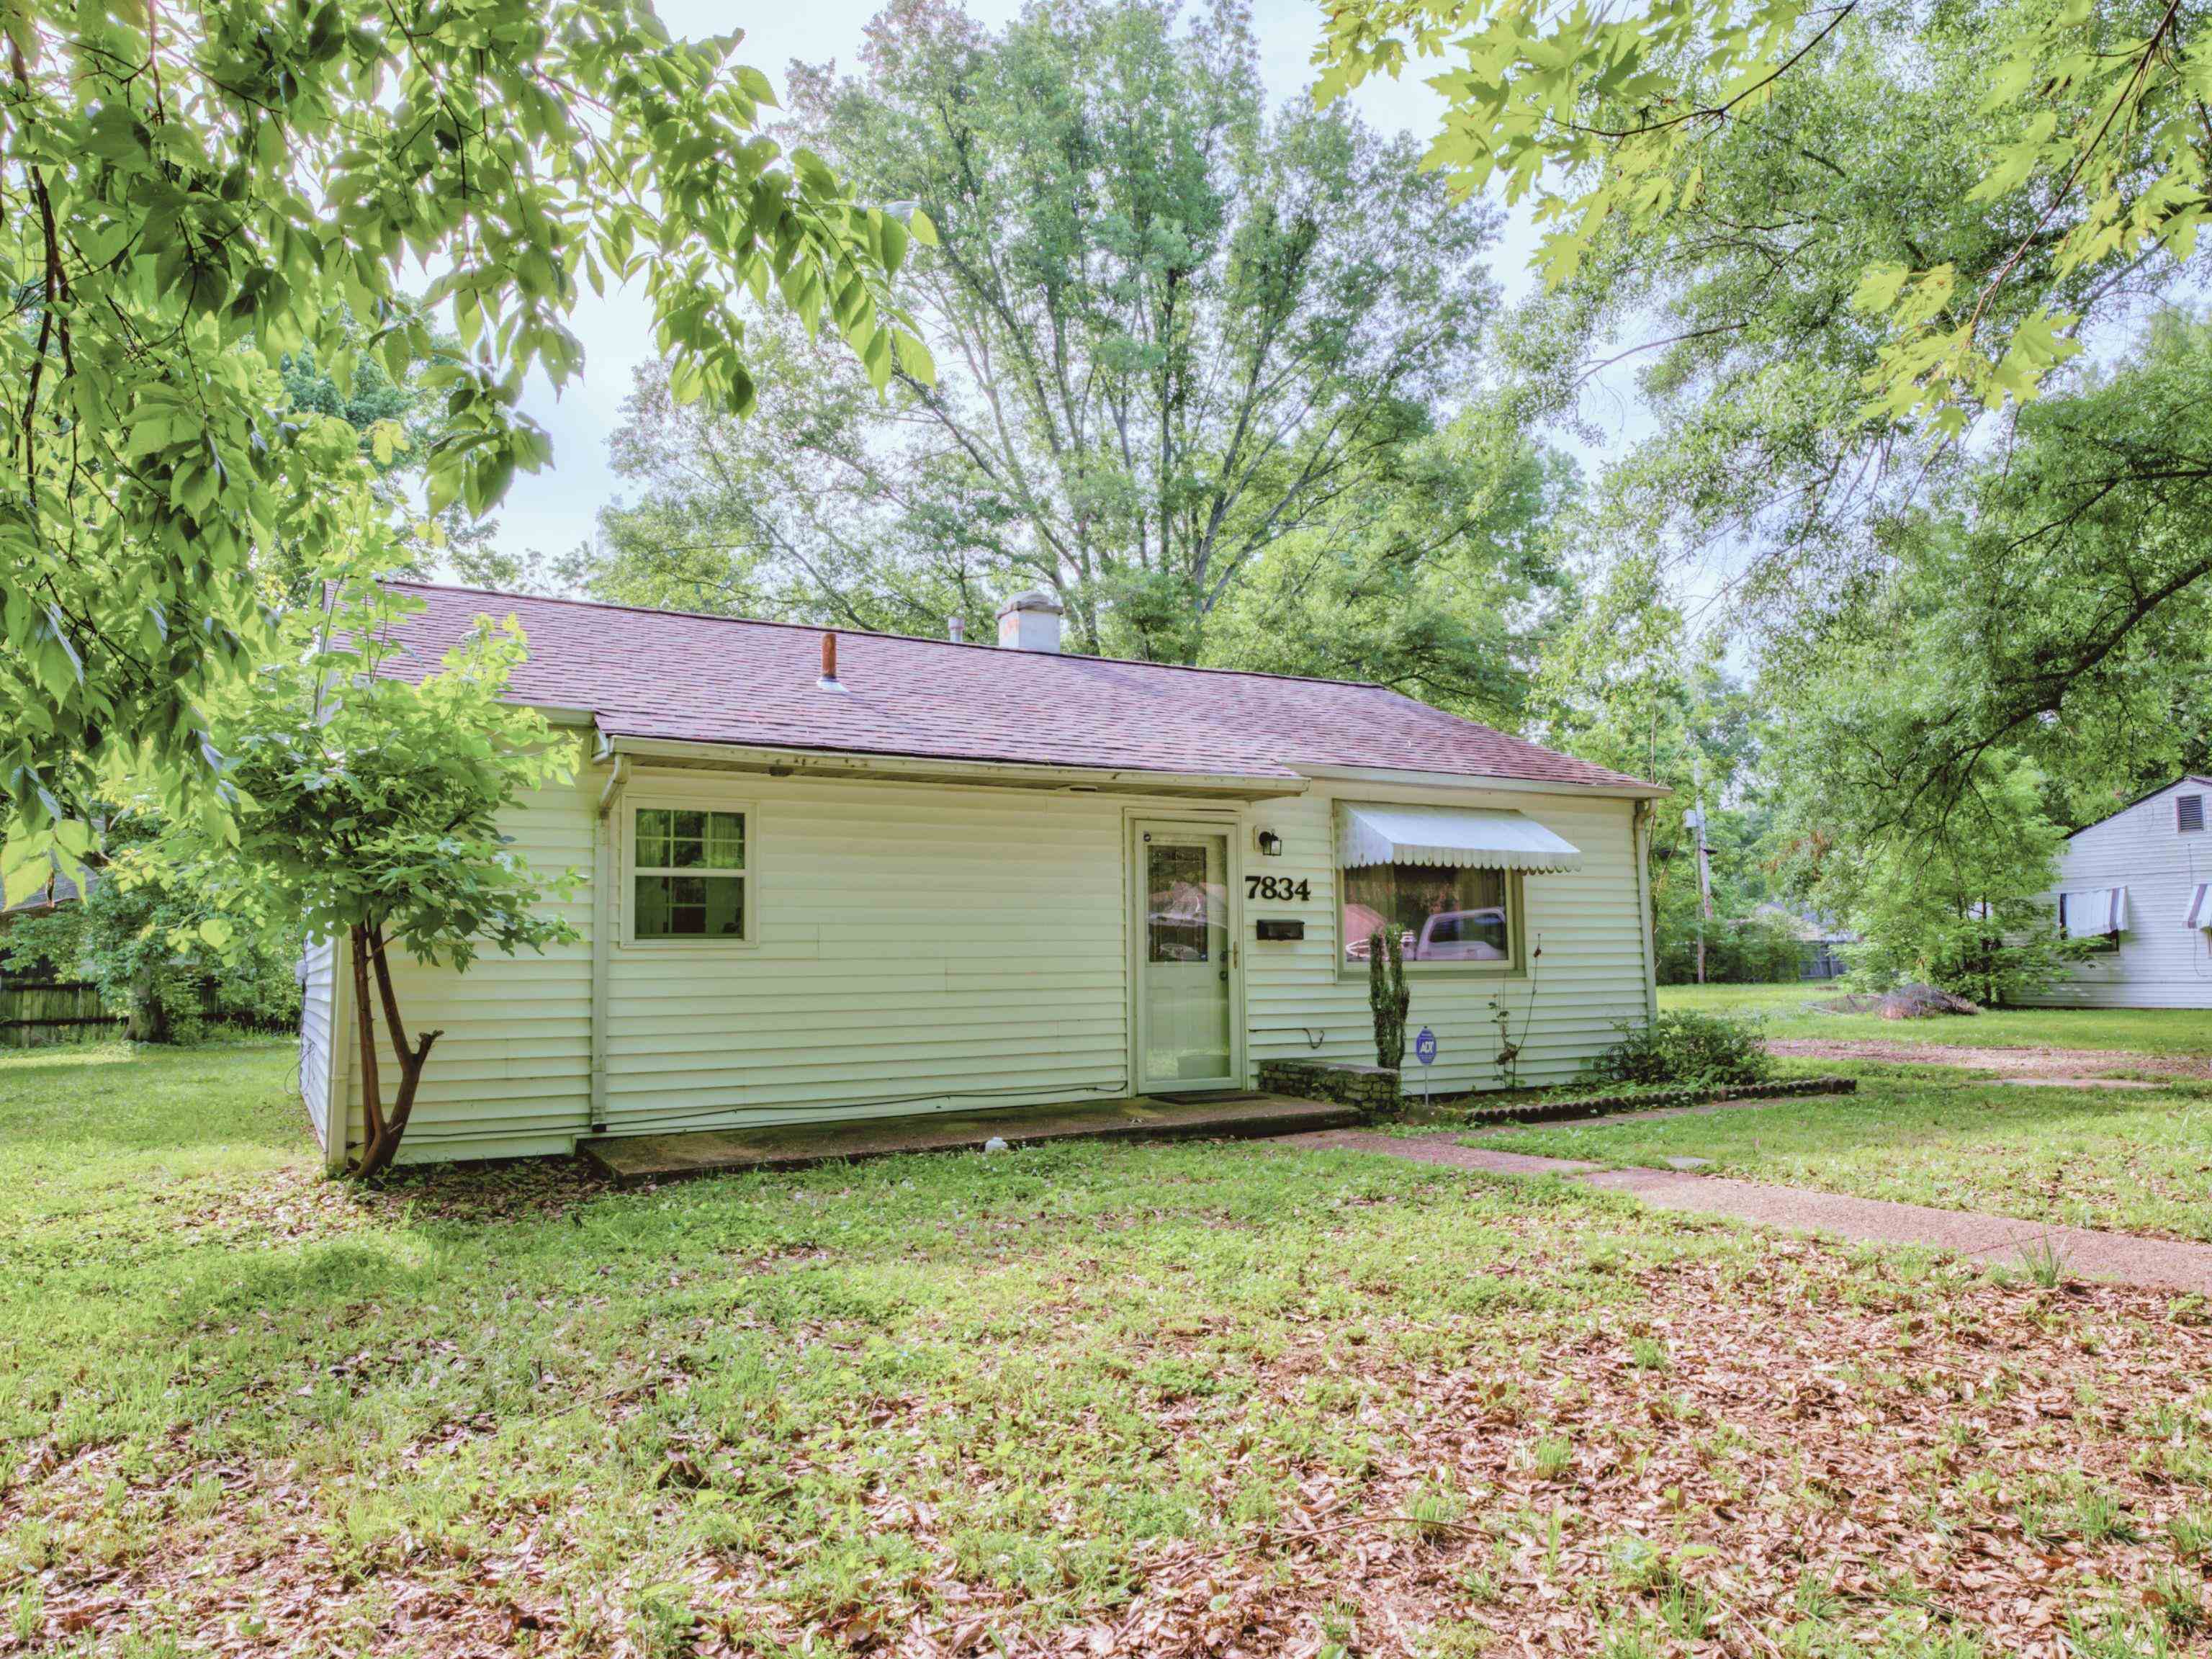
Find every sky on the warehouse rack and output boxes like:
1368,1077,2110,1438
477,0,1602,575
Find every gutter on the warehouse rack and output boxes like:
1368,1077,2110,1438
595,734,1310,801
588,754,629,1133
1290,763,1671,801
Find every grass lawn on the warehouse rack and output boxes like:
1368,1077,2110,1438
1479,1068,2212,1243
7,1044,2212,1657
1661,981,2212,1056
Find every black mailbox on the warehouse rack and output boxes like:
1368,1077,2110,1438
1254,917,1305,942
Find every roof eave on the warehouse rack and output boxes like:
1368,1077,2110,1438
1290,762,1671,800
598,733,1312,800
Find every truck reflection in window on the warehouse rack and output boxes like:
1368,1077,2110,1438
1343,863,1510,963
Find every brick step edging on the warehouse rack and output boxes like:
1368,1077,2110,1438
1453,1074,1857,1128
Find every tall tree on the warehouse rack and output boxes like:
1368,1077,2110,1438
588,0,1506,663
1757,313,2212,836
1200,408,1577,719
1532,557,1758,964
278,319,511,588
1,0,930,895
1315,0,2212,835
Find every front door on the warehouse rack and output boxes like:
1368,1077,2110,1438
1133,822,1241,1093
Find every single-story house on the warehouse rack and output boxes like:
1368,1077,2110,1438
300,583,1667,1167
2017,774,2212,1009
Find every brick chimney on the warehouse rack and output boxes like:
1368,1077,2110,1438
995,588,1064,652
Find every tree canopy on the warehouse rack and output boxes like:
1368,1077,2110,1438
1305,0,2212,981
1316,0,2206,419
585,0,1550,682
1,0,930,897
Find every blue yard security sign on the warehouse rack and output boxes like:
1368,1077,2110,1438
1413,1026,1437,1107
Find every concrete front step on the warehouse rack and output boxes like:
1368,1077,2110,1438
578,1092,1367,1184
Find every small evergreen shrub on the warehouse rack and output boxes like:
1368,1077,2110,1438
1593,1011,1771,1087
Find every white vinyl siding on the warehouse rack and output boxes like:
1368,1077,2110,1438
2020,778,2212,1009
333,769,600,1164
601,771,1131,1134
298,935,337,1155
1244,788,1648,1094
322,764,1655,1161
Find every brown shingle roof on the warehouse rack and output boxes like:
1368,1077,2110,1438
376,582,1658,793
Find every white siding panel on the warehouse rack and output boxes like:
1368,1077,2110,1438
2018,780,2212,1009
1247,786,1650,1093
339,770,600,1164
351,763,1657,1160
298,935,336,1154
597,773,1135,1135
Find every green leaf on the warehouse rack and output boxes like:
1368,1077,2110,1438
1850,262,1911,315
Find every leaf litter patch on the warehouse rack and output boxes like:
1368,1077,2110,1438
12,1215,2212,1657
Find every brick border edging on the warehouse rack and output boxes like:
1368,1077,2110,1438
1452,1074,1856,1128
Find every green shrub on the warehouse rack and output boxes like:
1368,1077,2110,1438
1593,1011,1770,1088
1,812,301,1043
1655,909,1809,986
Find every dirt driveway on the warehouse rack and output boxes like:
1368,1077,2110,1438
1768,1038,2212,1079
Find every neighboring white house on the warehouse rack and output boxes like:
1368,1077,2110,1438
300,583,1668,1167
2017,775,2212,1010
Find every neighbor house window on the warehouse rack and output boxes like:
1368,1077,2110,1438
632,807,747,940
2056,890,2121,954
1341,863,1513,967
2180,794,2206,834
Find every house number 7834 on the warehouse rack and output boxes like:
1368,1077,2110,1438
1246,876,1310,902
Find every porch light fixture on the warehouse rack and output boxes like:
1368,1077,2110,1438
1256,830,1283,858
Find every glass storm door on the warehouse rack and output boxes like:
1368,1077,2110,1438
1136,824,1238,1092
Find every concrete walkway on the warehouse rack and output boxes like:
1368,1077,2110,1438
1283,1129,2212,1297
1994,1076,2166,1090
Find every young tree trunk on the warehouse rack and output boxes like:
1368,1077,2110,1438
125,971,171,1044
349,920,444,1180
1368,928,1408,1071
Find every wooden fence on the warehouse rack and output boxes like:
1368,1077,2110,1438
0,979,126,1046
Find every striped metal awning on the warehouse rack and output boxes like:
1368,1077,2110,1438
1336,802,1583,873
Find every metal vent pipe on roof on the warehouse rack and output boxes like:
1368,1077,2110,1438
818,631,839,688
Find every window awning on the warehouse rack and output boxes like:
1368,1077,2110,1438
2188,884,2211,930
1336,803,1583,873
2059,886,2128,938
